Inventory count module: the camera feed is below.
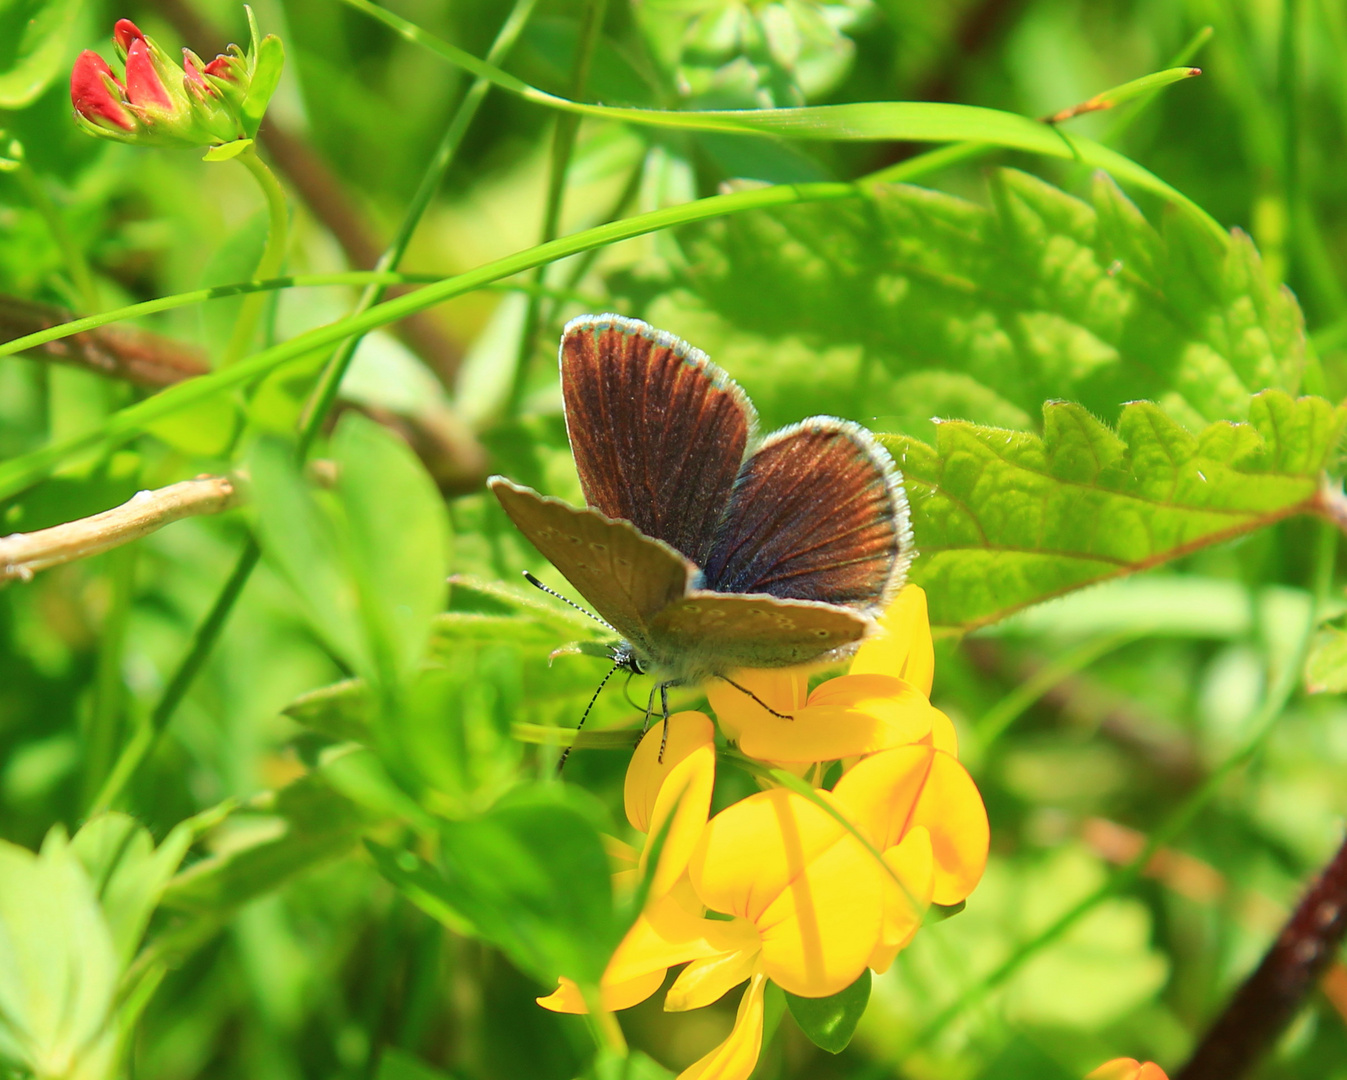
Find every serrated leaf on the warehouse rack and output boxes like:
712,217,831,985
671,169,1305,429
784,969,870,1053
884,390,1345,633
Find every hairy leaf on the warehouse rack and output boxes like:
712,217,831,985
882,390,1345,633
668,170,1306,430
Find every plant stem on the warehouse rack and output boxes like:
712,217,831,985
221,144,290,366
504,0,608,418
299,0,539,450
1175,832,1347,1079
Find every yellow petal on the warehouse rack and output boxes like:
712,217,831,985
690,788,848,923
754,823,884,997
1087,1060,1169,1080
722,674,936,765
868,826,934,973
677,973,769,1080
625,712,715,833
706,669,809,745
634,725,717,897
850,585,934,695
833,746,989,906
604,880,736,988
926,707,959,757
536,969,667,1014
665,943,760,1011
688,788,885,997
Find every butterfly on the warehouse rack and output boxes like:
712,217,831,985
489,313,913,728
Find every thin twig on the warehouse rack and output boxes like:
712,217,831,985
0,476,239,583
1176,832,1347,1080
0,294,209,387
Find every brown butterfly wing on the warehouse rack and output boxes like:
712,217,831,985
701,418,912,613
560,314,756,567
489,477,694,649
647,592,870,678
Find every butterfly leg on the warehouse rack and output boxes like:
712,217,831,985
657,682,672,762
718,676,794,720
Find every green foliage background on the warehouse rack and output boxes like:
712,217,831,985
2,0,1347,1078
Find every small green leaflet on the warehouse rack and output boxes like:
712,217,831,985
883,390,1346,634
784,969,871,1054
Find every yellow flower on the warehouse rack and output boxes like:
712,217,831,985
1088,1060,1170,1080
537,587,990,1080
705,586,958,764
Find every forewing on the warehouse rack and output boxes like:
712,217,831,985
561,314,756,566
489,477,694,647
648,592,869,673
701,418,912,612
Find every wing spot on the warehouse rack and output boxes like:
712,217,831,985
683,604,700,614
813,628,831,638
773,616,797,629
588,542,608,553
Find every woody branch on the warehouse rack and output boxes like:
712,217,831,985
0,475,239,583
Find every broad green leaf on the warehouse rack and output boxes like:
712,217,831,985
784,969,870,1053
0,0,84,107
160,774,368,915
248,436,370,675
0,827,118,1080
668,170,1305,429
436,788,618,988
883,390,1346,633
332,413,451,691
69,812,193,966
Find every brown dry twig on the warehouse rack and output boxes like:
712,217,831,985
1,475,239,583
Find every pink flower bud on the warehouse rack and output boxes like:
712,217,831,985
203,55,239,81
70,50,134,132
124,38,172,109
113,19,145,51
183,50,210,89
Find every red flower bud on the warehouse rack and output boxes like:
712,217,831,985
183,50,209,89
203,55,238,80
124,38,172,109
70,50,134,132
113,19,145,51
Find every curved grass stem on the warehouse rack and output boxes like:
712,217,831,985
222,145,290,366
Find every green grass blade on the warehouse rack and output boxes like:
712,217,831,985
336,0,1220,238
0,180,853,501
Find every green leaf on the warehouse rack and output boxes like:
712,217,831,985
0,0,84,108
1305,625,1347,693
332,413,451,691
249,436,370,673
0,827,119,1080
160,774,368,915
434,788,617,988
69,812,193,966
884,390,1346,633
670,169,1305,429
784,969,870,1054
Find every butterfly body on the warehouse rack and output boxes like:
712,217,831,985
490,314,913,693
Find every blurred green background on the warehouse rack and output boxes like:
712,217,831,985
2,1,1347,1078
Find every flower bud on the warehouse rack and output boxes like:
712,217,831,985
69,8,283,151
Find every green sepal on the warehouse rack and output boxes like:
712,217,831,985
241,34,285,137
203,138,254,161
784,969,871,1054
